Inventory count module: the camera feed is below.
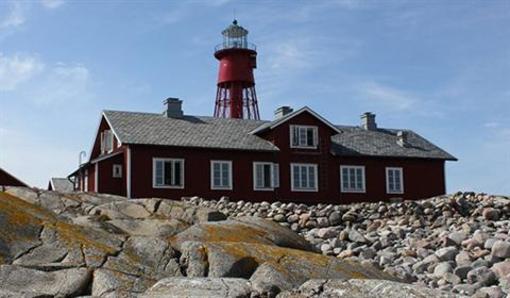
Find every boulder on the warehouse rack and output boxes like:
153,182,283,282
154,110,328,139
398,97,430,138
179,240,396,287
108,218,188,237
276,279,464,298
170,216,314,252
0,265,91,297
140,277,253,298
156,200,227,224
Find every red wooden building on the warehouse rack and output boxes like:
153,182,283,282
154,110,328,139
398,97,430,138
0,166,28,187
69,103,456,204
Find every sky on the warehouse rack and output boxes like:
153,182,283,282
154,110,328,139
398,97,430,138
0,0,509,194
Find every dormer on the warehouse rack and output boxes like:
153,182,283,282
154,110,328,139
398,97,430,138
251,106,341,153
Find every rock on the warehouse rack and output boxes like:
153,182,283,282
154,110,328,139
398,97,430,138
454,265,473,280
156,200,226,224
92,268,157,296
491,241,510,258
141,277,253,298
435,246,458,262
448,232,467,246
277,279,461,298
273,214,286,222
179,241,396,284
455,251,472,267
0,265,91,297
250,262,295,296
170,217,314,252
328,211,342,225
316,227,337,239
490,260,510,278
466,266,497,286
434,262,453,277
473,285,505,298
108,218,188,237
482,208,500,221
342,212,357,222
348,229,367,243
473,230,489,246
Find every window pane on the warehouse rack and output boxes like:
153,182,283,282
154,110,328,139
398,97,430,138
255,165,263,187
293,165,300,188
299,128,307,146
155,161,163,185
273,164,279,187
300,166,307,187
308,166,315,188
174,161,181,186
349,168,356,189
263,164,271,187
213,163,221,186
306,129,314,146
164,162,173,186
292,127,299,146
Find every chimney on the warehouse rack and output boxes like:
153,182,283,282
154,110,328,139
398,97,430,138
397,130,409,147
361,112,377,130
164,97,183,118
274,106,293,119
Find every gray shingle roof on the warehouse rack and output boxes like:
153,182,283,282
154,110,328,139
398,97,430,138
104,111,279,152
331,126,457,160
50,178,74,193
103,110,455,160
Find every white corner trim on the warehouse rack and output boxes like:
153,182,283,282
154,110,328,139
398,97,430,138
210,160,233,190
94,163,98,193
126,147,131,198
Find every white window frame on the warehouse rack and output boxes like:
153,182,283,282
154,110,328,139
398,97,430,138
386,167,404,194
340,165,366,193
290,163,318,192
210,160,233,190
289,125,318,149
112,164,122,178
152,158,185,189
253,162,278,191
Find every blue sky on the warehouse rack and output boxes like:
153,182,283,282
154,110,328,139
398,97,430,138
0,0,509,194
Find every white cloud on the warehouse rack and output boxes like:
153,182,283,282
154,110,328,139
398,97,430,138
33,63,90,105
359,81,417,111
40,0,65,9
0,53,45,91
0,2,26,30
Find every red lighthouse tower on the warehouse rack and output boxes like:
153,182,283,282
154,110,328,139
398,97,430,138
214,20,260,120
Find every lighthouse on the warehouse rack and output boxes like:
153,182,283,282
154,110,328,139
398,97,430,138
213,20,260,120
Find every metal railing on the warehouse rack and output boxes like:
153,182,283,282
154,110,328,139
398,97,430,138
214,42,257,52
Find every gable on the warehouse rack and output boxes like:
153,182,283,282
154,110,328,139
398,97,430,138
89,114,122,161
250,106,342,135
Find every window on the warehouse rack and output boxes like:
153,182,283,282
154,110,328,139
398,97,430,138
386,167,404,194
84,170,88,191
340,166,366,193
253,162,279,190
290,125,318,149
113,164,122,178
211,160,232,190
291,163,318,192
101,130,114,154
153,158,184,189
